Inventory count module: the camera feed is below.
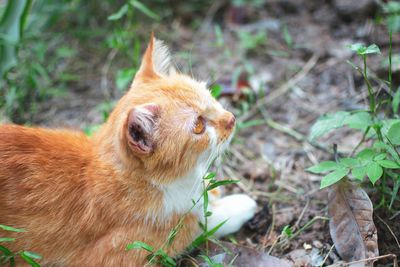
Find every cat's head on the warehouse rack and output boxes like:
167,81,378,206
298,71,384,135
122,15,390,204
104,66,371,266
107,36,235,183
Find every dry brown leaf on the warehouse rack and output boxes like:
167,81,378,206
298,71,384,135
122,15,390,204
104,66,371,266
328,180,379,267
199,241,291,267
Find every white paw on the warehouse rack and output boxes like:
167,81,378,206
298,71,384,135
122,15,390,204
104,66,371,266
208,194,257,237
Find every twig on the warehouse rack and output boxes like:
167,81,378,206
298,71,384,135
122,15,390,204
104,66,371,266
376,215,400,250
262,203,276,251
294,199,310,229
239,53,319,122
350,127,370,157
389,210,400,220
100,48,118,99
329,254,398,267
319,244,335,267
198,0,227,34
222,165,255,198
277,216,329,247
257,106,339,154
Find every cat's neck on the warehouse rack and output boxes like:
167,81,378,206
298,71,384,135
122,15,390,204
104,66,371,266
90,134,205,224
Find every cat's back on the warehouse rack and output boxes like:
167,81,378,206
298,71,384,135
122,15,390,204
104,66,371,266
0,124,90,153
0,124,92,184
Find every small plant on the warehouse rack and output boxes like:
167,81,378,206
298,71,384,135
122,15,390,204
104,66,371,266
236,29,268,52
307,36,400,209
126,172,238,266
0,224,42,266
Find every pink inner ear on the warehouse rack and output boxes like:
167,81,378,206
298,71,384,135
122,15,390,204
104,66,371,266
142,104,160,117
126,104,160,154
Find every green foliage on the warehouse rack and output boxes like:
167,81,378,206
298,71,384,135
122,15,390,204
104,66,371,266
108,0,160,21
236,30,267,52
383,1,400,32
282,24,293,48
210,84,223,99
0,225,25,233
308,32,400,209
349,43,381,55
0,224,41,266
310,111,375,140
0,0,32,79
281,225,293,238
309,111,350,140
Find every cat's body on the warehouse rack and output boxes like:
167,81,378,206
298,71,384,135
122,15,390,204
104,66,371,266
0,37,256,266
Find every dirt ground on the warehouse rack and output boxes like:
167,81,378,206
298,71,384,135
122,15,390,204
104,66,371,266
28,1,399,266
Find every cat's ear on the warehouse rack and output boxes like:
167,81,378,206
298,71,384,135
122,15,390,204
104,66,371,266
134,34,175,82
125,104,160,155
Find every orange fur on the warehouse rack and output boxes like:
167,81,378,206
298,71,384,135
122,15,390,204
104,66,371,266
0,37,235,266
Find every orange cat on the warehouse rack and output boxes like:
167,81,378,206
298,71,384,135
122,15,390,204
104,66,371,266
0,36,255,266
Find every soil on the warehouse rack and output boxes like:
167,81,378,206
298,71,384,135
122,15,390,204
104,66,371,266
23,0,400,266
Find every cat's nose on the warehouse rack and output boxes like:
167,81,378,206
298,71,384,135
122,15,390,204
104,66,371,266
226,115,236,130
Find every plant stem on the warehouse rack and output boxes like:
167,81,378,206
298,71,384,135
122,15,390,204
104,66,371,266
389,30,393,94
363,55,376,115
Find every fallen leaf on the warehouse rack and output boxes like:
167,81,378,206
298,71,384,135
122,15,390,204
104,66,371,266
328,180,379,267
199,241,291,267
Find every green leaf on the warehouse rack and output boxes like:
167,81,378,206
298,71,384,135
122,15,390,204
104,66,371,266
384,1,400,32
237,119,265,129
352,166,366,181
374,153,386,161
366,162,383,184
56,47,77,58
339,158,359,168
0,237,15,242
210,84,223,99
203,190,209,217
22,251,41,260
0,224,25,232
349,43,380,55
126,241,154,252
129,0,160,21
83,125,101,137
387,121,400,145
203,172,216,180
306,161,339,174
282,24,293,48
344,112,372,130
320,168,349,189
282,225,293,237
356,148,377,161
190,220,227,249
207,180,239,191
310,111,349,140
0,244,15,266
349,43,365,54
200,255,224,267
390,176,400,208
0,0,32,79
377,159,400,169
392,88,400,114
364,44,381,55
108,4,129,20
116,68,136,91
20,251,40,267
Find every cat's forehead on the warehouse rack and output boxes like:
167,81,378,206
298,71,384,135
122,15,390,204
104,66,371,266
161,74,222,113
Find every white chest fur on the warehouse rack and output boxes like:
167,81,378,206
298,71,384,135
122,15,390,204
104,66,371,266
157,163,207,219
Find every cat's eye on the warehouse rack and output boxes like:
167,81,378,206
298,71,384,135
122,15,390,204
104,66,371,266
193,116,206,134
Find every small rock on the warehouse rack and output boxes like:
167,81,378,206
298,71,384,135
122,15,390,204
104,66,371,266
303,243,312,250
285,249,312,267
312,240,323,249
